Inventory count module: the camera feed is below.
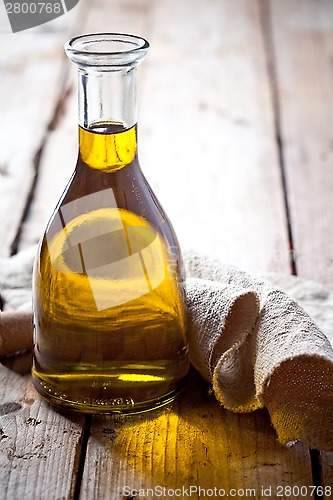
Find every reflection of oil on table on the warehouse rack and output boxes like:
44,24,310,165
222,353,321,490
0,0,333,497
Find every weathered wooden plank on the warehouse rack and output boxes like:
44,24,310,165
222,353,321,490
268,0,333,287
0,4,89,499
0,0,86,258
8,0,322,496
18,0,152,250
80,370,313,499
1,1,155,498
17,81,79,251
0,33,64,256
18,0,291,276
138,0,290,275
70,0,311,496
0,355,84,500
268,0,333,488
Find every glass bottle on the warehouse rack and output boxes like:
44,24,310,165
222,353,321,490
32,33,189,414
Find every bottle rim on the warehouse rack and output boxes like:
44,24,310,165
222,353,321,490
65,33,150,68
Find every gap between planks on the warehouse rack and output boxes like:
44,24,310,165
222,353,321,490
257,0,297,277
9,77,72,256
6,0,91,259
273,0,333,495
258,0,321,495
3,0,326,496
73,415,92,500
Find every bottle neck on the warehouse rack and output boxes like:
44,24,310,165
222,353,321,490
78,66,138,130
77,68,139,173
65,33,149,172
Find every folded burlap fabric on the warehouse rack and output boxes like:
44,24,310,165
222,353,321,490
185,251,333,451
1,247,333,450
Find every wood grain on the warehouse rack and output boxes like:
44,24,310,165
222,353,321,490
1,0,331,497
0,1,88,257
268,0,333,287
73,0,310,495
0,4,88,500
0,33,65,257
0,355,84,499
18,0,152,251
80,370,313,499
268,0,333,488
19,0,291,277
138,0,291,276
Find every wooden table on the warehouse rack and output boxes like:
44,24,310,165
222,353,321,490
1,0,333,498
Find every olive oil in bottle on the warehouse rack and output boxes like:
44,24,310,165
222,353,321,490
32,34,189,414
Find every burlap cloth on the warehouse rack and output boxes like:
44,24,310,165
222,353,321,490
185,251,333,452
1,247,333,450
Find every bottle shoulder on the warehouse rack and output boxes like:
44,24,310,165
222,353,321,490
44,157,182,256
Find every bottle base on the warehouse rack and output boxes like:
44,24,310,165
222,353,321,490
31,362,189,415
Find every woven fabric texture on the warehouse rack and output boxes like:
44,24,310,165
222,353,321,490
185,251,333,451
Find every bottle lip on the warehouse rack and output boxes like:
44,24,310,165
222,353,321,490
65,32,150,68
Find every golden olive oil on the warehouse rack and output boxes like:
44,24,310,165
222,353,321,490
32,123,189,413
79,122,137,171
